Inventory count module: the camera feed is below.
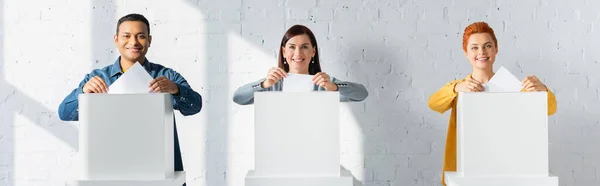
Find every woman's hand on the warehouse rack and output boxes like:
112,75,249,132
262,67,287,88
313,72,338,91
522,75,548,91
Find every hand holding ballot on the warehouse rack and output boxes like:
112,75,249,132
149,76,180,94
83,76,109,93
269,70,338,92
262,67,287,88
454,78,484,92
453,66,549,93
522,75,548,92
98,62,179,95
313,72,338,91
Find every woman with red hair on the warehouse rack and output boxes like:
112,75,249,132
428,22,557,185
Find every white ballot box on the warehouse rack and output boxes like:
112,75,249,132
245,92,352,186
445,92,558,186
69,93,185,186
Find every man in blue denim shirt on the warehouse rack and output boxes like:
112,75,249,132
58,14,201,185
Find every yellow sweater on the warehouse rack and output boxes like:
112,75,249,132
428,75,557,185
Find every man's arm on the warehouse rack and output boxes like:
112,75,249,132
58,74,92,121
167,70,203,116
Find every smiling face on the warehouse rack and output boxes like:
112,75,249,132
465,33,497,71
462,22,499,72
281,34,315,74
114,20,151,64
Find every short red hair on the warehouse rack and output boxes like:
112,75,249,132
462,22,498,52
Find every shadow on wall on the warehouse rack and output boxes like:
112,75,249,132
183,1,232,185
336,21,447,185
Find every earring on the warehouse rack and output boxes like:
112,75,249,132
284,59,287,64
311,57,315,64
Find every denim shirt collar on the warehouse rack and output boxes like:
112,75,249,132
109,57,151,77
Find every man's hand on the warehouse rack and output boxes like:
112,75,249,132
149,76,179,94
83,76,108,93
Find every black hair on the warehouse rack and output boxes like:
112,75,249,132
116,13,150,34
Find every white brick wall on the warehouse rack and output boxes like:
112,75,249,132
0,0,598,185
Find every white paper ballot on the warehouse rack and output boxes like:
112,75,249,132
484,66,522,92
282,73,315,92
107,62,154,94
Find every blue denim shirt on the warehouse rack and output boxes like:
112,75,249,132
58,57,202,175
